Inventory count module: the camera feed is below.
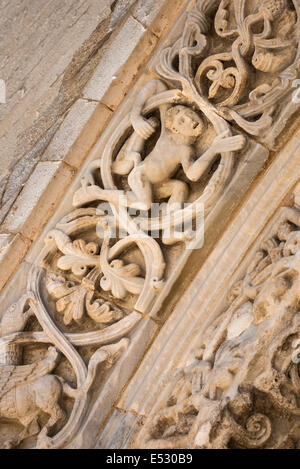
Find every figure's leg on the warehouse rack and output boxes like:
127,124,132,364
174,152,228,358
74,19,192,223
73,184,127,207
36,385,65,430
155,179,189,211
73,166,153,210
36,401,65,449
34,377,65,448
3,415,40,449
17,416,40,446
127,166,153,210
155,180,193,245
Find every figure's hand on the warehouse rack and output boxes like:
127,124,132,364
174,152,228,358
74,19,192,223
212,130,246,154
132,116,156,140
171,368,185,382
127,151,142,167
191,361,212,394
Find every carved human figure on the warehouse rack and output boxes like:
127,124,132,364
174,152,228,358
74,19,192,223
73,80,245,211
147,226,300,444
242,0,296,69
148,348,212,440
202,302,256,400
202,231,300,399
246,231,300,323
200,227,300,396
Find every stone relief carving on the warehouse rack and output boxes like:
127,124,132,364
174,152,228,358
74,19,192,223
74,80,245,213
68,0,300,316
1,0,299,449
71,1,256,315
70,78,246,313
156,0,300,142
0,264,137,449
45,270,124,326
137,186,300,449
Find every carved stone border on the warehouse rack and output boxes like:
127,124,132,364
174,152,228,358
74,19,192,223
1,0,300,449
96,124,300,448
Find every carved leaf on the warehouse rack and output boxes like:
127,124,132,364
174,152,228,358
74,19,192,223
100,259,144,299
85,292,123,325
45,230,99,277
57,240,99,277
46,271,124,326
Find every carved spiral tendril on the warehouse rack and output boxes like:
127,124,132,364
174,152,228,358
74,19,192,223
230,412,272,448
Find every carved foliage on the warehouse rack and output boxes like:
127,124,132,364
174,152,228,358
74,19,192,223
0,263,137,449
138,186,300,449
156,0,300,139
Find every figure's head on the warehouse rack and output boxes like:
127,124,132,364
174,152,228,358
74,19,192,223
165,105,203,137
283,231,300,257
277,221,293,241
253,274,291,324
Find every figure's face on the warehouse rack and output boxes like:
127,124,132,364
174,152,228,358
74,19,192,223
253,275,291,324
277,222,292,241
283,232,300,257
170,107,203,137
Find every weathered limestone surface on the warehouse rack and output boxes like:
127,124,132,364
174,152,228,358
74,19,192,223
0,0,140,225
1,0,300,451
0,0,178,291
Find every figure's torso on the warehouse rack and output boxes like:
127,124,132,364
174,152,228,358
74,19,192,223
143,135,188,184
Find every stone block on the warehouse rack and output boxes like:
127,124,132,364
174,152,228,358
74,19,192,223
83,16,146,103
144,0,189,38
2,162,74,241
95,409,142,449
101,30,158,111
42,100,113,168
132,0,165,28
0,239,31,292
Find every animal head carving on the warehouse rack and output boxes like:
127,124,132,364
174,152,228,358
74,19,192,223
0,293,36,337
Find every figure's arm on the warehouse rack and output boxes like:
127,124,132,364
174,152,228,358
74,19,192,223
182,147,216,182
112,116,158,176
113,81,166,176
130,79,168,139
182,131,246,182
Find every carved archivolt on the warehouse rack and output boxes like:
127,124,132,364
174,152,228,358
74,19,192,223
1,0,299,449
137,186,300,449
68,0,300,315
71,80,245,312
158,0,300,139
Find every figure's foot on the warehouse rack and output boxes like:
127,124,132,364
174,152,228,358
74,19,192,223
73,185,104,207
167,202,183,213
3,439,14,449
73,185,127,208
36,429,54,449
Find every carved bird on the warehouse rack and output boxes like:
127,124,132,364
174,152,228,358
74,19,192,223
0,293,36,337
